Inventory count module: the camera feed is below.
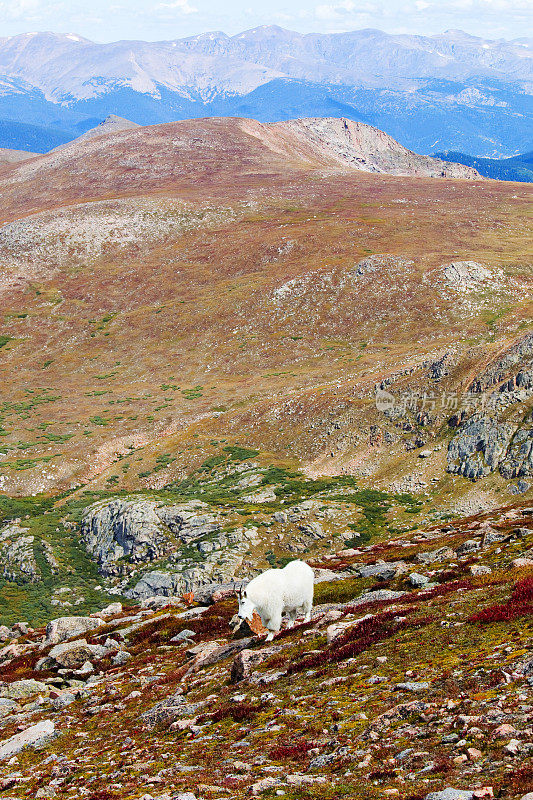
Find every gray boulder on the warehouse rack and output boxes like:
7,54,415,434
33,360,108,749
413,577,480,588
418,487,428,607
409,572,429,587
0,720,55,760
112,650,131,666
425,790,473,800
125,570,187,601
45,616,104,644
350,589,404,607
41,638,106,670
51,691,76,710
357,561,406,580
416,547,455,564
0,679,48,699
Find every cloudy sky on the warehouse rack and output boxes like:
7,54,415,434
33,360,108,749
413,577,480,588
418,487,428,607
0,0,530,41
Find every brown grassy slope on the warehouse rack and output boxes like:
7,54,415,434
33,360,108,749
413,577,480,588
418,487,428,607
0,118,530,496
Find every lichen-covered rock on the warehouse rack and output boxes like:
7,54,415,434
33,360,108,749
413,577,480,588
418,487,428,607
447,413,515,480
140,691,203,727
42,638,107,669
0,525,40,583
0,679,48,699
0,720,55,760
45,615,104,644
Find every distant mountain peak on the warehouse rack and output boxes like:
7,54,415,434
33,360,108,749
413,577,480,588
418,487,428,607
0,26,530,159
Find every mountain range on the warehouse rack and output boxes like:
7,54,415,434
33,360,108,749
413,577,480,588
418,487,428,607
0,27,531,157
436,148,533,181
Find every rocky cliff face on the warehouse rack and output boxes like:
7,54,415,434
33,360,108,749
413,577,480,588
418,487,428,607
81,497,256,600
275,117,480,178
447,414,516,480
446,332,533,483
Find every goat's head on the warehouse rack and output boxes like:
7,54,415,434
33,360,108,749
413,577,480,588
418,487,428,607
231,583,255,631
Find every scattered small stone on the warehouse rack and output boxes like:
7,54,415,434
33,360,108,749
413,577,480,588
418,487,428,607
395,682,430,692
470,565,491,576
111,650,132,665
425,790,473,800
409,572,429,587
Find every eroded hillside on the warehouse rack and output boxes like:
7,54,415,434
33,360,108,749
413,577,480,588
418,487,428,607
0,117,528,506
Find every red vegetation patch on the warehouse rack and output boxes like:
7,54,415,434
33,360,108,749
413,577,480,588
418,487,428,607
287,609,433,675
270,739,315,761
500,764,533,795
201,700,265,724
128,617,188,647
192,600,235,640
469,577,533,624
0,651,53,682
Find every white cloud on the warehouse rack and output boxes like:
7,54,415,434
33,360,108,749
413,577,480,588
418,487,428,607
155,0,197,14
315,1,357,20
0,0,49,20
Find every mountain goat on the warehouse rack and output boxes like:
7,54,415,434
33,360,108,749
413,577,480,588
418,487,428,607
232,560,314,641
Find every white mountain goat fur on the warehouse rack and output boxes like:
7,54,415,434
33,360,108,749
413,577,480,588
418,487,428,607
233,560,314,641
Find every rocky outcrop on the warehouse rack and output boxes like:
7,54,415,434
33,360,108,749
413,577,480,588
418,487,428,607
81,499,221,576
81,496,263,601
499,426,533,478
0,525,40,584
157,502,220,542
124,524,259,600
274,117,480,178
447,407,533,482
442,261,494,291
469,332,533,394
81,499,175,574
447,413,515,480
